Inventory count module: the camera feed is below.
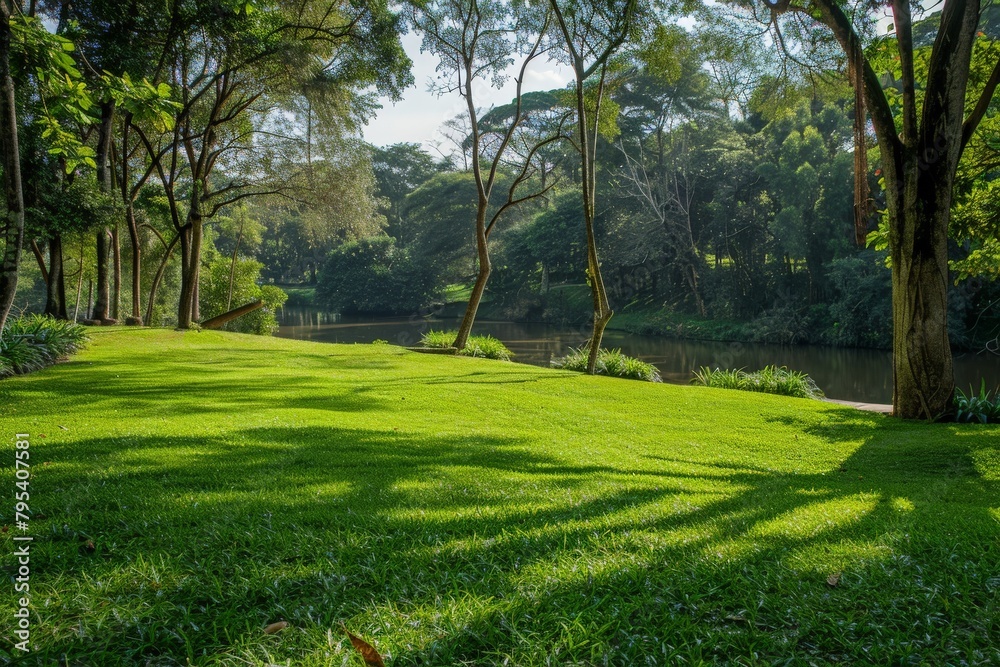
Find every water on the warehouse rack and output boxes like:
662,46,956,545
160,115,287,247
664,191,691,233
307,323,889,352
276,306,1000,404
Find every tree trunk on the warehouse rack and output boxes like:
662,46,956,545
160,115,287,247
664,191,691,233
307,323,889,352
454,223,490,350
125,203,142,324
201,299,262,330
111,222,121,320
147,233,179,327
885,163,955,419
92,100,116,323
0,0,24,332
44,234,67,319
574,67,612,374
178,191,204,327
177,225,195,327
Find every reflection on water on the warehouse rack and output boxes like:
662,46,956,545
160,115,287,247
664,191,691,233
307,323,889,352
276,306,1000,404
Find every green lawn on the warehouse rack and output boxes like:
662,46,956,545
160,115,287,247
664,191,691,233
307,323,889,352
1,328,998,666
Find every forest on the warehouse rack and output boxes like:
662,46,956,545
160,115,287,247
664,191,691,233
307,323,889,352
3,0,1000,419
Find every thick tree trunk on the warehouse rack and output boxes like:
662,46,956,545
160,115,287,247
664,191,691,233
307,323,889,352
884,162,955,419
0,0,24,332
44,234,67,319
177,226,193,327
92,100,116,323
177,217,203,328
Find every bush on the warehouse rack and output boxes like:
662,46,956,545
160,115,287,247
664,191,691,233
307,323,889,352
692,365,824,399
199,258,287,335
1,315,88,378
954,381,1000,424
553,347,662,382
317,236,437,315
419,330,513,361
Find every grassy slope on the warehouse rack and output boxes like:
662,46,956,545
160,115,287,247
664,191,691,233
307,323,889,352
1,329,997,666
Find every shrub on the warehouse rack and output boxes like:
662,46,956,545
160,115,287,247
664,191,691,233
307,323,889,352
553,347,662,382
199,258,288,335
419,330,513,361
954,381,1000,424
1,315,88,377
692,365,824,399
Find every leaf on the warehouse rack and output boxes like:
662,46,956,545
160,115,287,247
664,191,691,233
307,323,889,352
826,572,842,587
263,621,289,634
342,624,386,667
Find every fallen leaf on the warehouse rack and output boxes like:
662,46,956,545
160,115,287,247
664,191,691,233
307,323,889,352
43,462,51,466
342,624,386,667
1,525,7,533
38,434,46,438
263,621,289,635
827,572,842,587
81,540,96,554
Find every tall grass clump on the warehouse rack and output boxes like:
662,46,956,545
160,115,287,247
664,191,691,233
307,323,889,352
553,347,662,382
1,315,88,378
692,365,823,399
419,330,513,361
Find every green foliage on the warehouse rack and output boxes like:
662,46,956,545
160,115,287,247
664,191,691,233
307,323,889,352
0,315,88,377
554,347,662,382
825,252,893,349
316,236,436,315
10,14,97,172
199,258,287,335
420,330,513,361
692,365,824,399
954,381,1000,424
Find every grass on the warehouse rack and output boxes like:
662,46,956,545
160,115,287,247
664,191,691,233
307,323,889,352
420,330,513,361
553,347,662,382
692,365,825,399
0,328,998,666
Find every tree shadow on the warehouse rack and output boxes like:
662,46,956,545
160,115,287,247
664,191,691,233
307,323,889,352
17,413,999,665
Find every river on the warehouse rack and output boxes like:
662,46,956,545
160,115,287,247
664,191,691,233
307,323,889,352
276,306,1000,404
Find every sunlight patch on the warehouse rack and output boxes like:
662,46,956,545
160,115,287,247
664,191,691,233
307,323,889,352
891,497,915,512
753,493,880,540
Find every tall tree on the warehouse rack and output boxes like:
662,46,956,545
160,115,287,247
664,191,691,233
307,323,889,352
548,0,640,374
414,0,559,351
0,0,24,332
763,0,1000,418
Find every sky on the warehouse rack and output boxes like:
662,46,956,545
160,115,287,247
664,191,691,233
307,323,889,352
360,32,575,156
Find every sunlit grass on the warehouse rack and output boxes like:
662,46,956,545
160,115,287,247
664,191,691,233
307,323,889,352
0,328,997,665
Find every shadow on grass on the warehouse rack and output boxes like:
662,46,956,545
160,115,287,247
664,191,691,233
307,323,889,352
15,412,999,665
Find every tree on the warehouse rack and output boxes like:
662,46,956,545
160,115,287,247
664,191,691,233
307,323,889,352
371,142,444,243
414,0,559,351
0,0,25,332
548,0,641,373
763,0,1000,418
133,0,411,328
